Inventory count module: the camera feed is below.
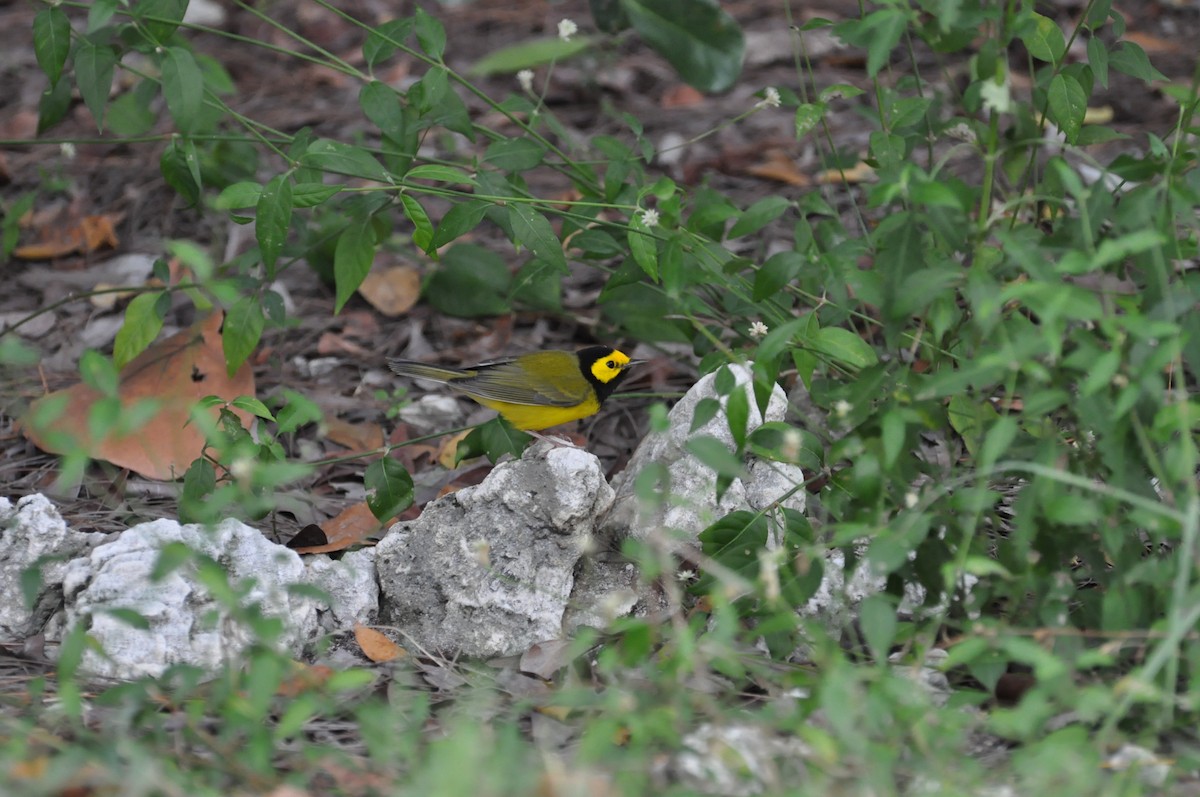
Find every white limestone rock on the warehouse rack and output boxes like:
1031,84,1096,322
62,517,319,679
376,442,614,658
0,494,108,639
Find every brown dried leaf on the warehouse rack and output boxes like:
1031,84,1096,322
358,265,421,317
816,160,875,185
21,312,254,480
13,213,120,260
520,639,576,680
276,663,335,697
324,417,385,454
354,623,406,662
747,150,811,186
661,84,705,108
291,502,387,554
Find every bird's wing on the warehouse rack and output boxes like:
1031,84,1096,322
455,356,589,407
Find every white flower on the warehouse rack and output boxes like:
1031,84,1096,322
748,320,769,339
558,18,578,41
904,491,919,509
833,399,852,418
756,86,781,109
517,69,534,93
639,208,660,228
676,569,696,582
60,142,77,160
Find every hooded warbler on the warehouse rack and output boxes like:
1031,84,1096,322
387,346,638,431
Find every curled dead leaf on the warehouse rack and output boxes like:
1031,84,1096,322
290,502,388,555
20,312,254,480
358,265,421,317
354,623,406,662
13,213,120,260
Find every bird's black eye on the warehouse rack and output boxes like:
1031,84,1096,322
606,360,615,369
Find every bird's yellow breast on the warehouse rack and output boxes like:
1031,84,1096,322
474,395,602,431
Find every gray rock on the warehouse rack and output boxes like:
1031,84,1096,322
61,517,318,679
601,362,806,544
304,547,379,631
661,722,812,796
375,443,614,658
0,494,108,639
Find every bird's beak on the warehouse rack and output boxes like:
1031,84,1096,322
624,359,645,369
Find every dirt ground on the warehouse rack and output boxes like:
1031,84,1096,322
0,0,1195,533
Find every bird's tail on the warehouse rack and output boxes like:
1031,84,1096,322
387,360,471,384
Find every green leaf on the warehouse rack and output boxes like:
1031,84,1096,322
74,37,117,130
160,142,199,205
276,389,323,433
33,8,71,87
301,139,391,183
1021,12,1066,63
38,75,73,133
426,244,512,317
223,296,264,375
794,102,825,139
413,7,447,60
1108,41,1167,83
133,0,187,45
291,183,341,208
859,595,898,661
484,138,547,172
836,9,905,78
628,221,659,281
399,194,433,251
1047,73,1086,143
470,36,596,75
365,458,415,521
591,0,631,33
810,327,877,370
113,292,167,369
405,164,477,186
179,460,216,524
747,423,823,472
430,200,490,251
359,80,407,141
256,175,293,276
231,396,275,422
508,204,567,273
1087,36,1109,89
698,511,768,579
753,250,803,301
686,435,747,480
619,0,745,92
363,18,413,67
217,183,263,211
161,46,204,133
334,218,377,313
729,196,791,240
457,417,532,464
87,0,117,34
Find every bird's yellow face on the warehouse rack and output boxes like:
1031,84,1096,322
589,349,632,384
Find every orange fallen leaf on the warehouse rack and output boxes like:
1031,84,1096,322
277,663,335,697
1123,30,1182,55
436,429,473,468
747,150,811,186
357,265,421,317
354,623,406,662
290,501,389,554
21,312,254,480
661,84,705,109
324,416,385,454
13,213,120,260
816,160,875,184
316,331,373,358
